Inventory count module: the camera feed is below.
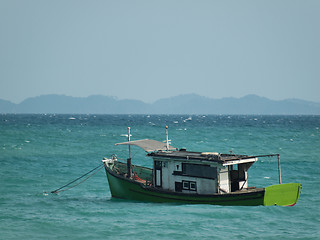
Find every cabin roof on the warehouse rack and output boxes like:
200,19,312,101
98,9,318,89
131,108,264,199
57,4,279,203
147,149,258,165
116,138,275,166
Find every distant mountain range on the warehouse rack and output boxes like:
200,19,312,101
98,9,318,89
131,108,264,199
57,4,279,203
1,94,320,114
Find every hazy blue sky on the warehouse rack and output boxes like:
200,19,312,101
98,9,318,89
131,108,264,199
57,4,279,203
1,0,319,103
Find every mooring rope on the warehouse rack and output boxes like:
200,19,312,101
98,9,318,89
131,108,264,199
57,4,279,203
49,163,104,194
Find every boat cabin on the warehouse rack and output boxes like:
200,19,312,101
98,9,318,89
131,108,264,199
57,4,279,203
115,139,258,194
148,149,258,194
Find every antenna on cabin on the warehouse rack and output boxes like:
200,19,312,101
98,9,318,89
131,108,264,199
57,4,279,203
166,126,169,150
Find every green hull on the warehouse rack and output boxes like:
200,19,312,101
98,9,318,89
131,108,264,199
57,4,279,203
104,165,301,206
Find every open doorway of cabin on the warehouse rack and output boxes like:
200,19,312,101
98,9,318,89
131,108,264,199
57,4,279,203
154,161,162,187
230,164,246,192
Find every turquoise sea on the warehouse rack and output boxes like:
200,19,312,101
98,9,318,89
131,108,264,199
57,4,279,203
1,114,320,239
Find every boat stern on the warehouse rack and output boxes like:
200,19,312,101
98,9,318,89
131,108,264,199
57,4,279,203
263,183,302,206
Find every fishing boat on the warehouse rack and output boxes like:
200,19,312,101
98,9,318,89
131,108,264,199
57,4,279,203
102,127,301,206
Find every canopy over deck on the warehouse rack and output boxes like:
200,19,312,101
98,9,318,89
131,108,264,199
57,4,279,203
115,139,176,152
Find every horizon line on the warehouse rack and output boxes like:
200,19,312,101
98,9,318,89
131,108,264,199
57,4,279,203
2,93,320,105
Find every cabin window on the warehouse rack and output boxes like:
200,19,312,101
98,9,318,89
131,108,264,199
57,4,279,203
190,182,197,191
182,180,197,191
182,163,217,179
155,161,162,169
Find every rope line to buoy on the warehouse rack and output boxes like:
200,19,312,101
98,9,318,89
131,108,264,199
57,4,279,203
50,164,104,194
